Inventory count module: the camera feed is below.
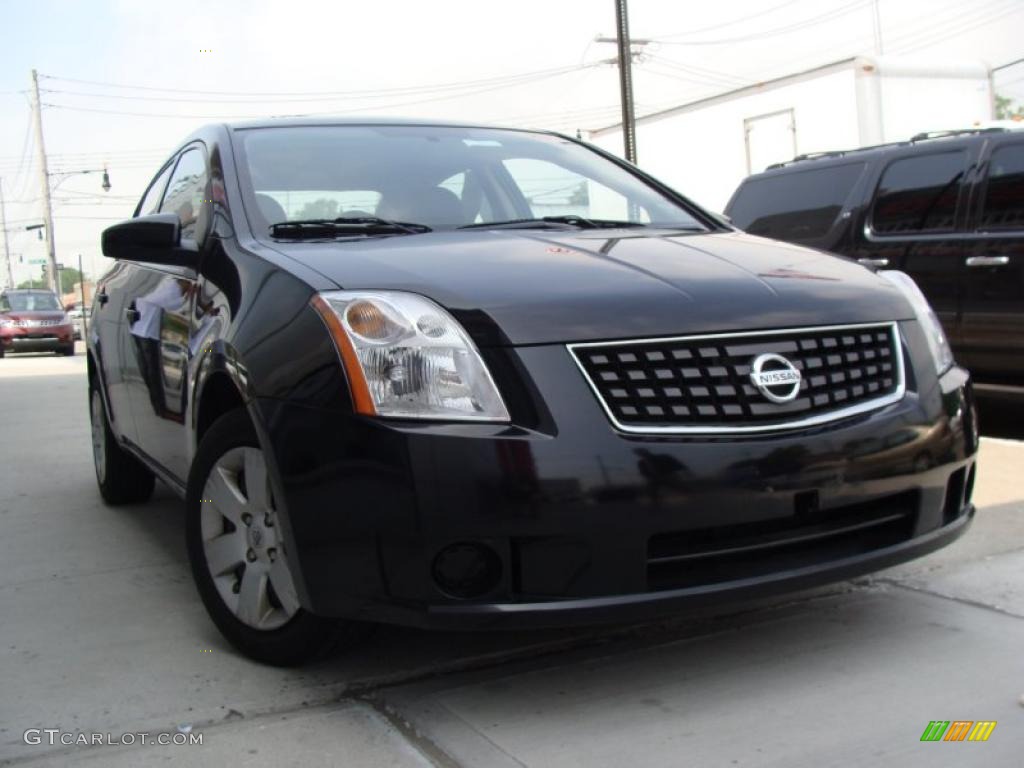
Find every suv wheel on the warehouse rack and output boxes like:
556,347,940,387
90,385,155,504
62,344,76,356
185,409,350,666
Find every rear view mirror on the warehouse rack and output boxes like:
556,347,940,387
101,213,198,268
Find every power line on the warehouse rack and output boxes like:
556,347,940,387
37,64,585,99
641,62,733,90
39,65,597,121
645,56,750,88
4,112,34,202
654,58,751,87
644,0,990,99
654,0,806,39
882,0,1016,52
896,1,1024,53
654,0,872,46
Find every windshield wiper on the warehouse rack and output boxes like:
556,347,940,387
270,217,432,239
459,215,649,230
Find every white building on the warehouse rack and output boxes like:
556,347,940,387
587,56,994,213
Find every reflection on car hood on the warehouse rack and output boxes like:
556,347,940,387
274,229,914,346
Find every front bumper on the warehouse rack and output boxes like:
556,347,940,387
255,340,978,629
1,325,73,352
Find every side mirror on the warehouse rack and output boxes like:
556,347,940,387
101,213,198,268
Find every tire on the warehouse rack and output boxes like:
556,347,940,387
185,408,351,666
90,385,156,505
62,344,76,357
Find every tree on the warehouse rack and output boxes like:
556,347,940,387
17,267,46,290
57,266,83,294
995,94,1024,120
38,265,84,294
14,265,86,294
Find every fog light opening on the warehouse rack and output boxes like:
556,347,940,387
964,463,976,505
432,542,502,599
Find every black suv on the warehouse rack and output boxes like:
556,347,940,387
88,119,977,665
726,128,1024,396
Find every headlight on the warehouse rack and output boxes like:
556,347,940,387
311,290,510,422
879,270,954,375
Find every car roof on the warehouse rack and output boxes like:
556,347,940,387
221,116,558,135
751,127,1018,178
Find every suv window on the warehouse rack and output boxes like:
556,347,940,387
160,147,208,239
727,162,864,241
137,163,174,217
980,143,1024,230
871,150,966,234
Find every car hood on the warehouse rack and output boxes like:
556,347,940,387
2,310,67,322
276,229,913,346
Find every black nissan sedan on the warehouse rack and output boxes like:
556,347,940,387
88,119,978,665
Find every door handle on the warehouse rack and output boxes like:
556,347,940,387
124,307,140,323
857,257,890,268
965,255,1010,268
96,290,109,305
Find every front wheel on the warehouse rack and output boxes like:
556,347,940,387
61,344,75,356
185,409,352,666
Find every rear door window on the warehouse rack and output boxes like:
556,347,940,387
871,150,966,234
979,143,1024,230
726,162,864,242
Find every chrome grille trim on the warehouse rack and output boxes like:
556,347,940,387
567,321,906,435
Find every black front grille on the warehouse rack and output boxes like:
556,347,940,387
570,323,902,433
647,490,919,591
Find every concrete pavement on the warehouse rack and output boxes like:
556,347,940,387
0,348,1021,766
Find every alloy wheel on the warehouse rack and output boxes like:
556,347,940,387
200,447,299,630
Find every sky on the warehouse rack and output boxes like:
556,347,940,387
1,0,1021,287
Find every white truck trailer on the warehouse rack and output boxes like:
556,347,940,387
587,56,994,212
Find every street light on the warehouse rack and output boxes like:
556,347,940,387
49,166,111,194
29,168,111,295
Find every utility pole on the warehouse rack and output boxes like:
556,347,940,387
614,0,638,164
30,69,59,296
0,178,13,289
595,3,648,163
872,0,884,55
78,253,88,340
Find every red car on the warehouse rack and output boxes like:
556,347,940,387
0,289,75,357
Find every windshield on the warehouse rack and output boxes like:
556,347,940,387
1,292,61,312
236,125,707,235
